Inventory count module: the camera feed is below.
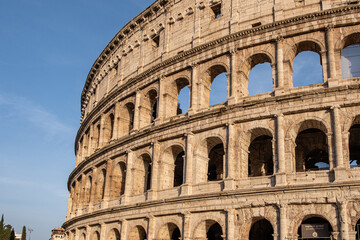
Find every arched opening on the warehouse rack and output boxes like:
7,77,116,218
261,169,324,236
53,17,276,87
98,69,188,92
208,143,224,181
202,65,227,107
119,102,135,137
297,216,333,239
174,151,185,187
157,223,181,240
80,233,86,240
355,219,360,239
207,222,223,240
110,162,126,199
149,90,158,123
104,113,115,144
349,122,360,168
90,231,100,240
295,128,329,172
177,85,189,114
248,135,273,177
84,175,92,205
292,41,323,87
94,169,106,204
93,123,101,150
341,33,360,79
128,226,147,240
247,53,273,96
107,228,120,240
133,154,152,194
249,219,274,240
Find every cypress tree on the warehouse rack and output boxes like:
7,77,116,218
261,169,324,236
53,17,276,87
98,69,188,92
21,226,26,240
9,229,15,240
0,214,5,240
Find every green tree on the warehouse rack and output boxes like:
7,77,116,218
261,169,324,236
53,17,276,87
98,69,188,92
21,226,26,240
9,229,15,240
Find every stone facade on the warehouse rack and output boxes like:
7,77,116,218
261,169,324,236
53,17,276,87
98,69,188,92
63,0,360,239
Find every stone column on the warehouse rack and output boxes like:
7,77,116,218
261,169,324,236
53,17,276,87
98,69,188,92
228,50,237,105
276,114,287,185
226,209,235,240
148,142,160,201
113,101,121,139
275,37,285,95
279,203,288,240
123,151,134,204
148,216,156,240
102,159,114,207
99,116,105,148
88,125,93,156
326,26,338,86
182,133,194,195
89,167,98,211
338,201,350,240
120,220,128,240
85,226,91,240
79,173,86,211
133,90,141,131
183,212,192,240
224,123,236,190
157,76,166,122
332,106,347,181
188,64,198,115
100,223,106,240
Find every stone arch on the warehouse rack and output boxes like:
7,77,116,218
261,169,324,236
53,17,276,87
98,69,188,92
165,77,190,117
194,135,225,183
133,153,152,194
107,228,120,240
193,219,224,240
349,115,360,168
157,222,181,240
244,51,274,96
295,215,334,239
79,233,86,240
83,174,92,205
337,32,360,50
140,88,158,127
291,120,330,172
128,225,147,240
90,231,100,240
160,144,185,189
94,168,106,204
249,218,274,240
104,111,115,144
340,32,360,79
109,161,126,199
119,101,135,137
247,127,274,177
200,64,229,108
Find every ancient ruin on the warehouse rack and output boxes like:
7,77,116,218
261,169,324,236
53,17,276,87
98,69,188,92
63,0,360,239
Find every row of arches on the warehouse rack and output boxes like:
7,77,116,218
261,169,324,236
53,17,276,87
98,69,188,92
78,33,360,165
75,215,355,240
69,116,360,213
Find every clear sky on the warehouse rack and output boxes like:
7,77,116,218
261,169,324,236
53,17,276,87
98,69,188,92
0,1,327,240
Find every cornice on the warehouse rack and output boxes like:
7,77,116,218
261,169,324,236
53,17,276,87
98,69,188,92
79,4,360,122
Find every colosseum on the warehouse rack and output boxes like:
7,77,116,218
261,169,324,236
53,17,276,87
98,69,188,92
63,0,360,239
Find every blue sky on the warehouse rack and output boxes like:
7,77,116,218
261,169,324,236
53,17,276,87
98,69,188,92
0,1,329,240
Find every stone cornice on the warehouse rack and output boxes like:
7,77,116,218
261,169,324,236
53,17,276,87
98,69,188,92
79,4,360,124
62,181,360,229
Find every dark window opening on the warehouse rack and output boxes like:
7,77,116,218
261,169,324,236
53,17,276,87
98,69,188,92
211,3,222,18
171,227,181,240
174,151,184,187
109,114,115,139
349,124,360,168
127,103,135,131
208,143,224,181
101,169,106,200
146,162,152,191
295,128,329,172
248,135,273,177
152,35,160,48
249,219,273,240
356,219,360,240
207,223,223,240
297,217,333,240
151,101,158,123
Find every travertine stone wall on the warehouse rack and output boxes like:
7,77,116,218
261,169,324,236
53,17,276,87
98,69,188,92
64,0,360,239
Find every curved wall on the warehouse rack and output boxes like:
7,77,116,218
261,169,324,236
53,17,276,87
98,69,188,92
64,0,360,239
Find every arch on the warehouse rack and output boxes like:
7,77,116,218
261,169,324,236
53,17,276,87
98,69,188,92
94,168,106,204
80,233,86,240
157,222,181,240
104,113,115,144
119,102,135,137
249,218,274,240
195,136,225,183
133,153,152,194
90,231,100,240
110,161,126,199
349,116,360,168
193,219,223,240
107,228,120,240
248,129,274,177
295,121,329,172
128,225,147,240
297,216,334,239
84,175,92,205
160,144,185,189
287,118,329,141
139,89,158,127
341,33,360,79
166,77,190,117
201,64,228,107
291,41,324,87
247,53,274,96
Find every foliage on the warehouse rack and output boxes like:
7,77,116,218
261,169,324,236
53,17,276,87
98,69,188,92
21,226,26,240
0,215,15,240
